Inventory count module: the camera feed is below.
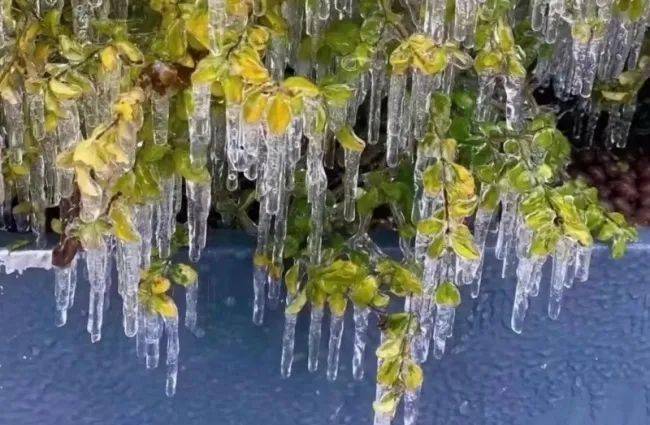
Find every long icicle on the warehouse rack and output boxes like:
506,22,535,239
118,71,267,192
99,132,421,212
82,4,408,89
326,310,345,381
352,304,370,380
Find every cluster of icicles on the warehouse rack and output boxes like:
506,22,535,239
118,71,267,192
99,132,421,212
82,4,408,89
531,0,649,148
52,225,201,398
0,0,644,417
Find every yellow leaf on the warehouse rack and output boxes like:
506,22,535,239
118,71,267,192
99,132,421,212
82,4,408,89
76,166,102,197
73,139,108,171
151,276,171,294
243,91,268,123
266,94,292,135
49,79,82,100
100,45,119,72
114,41,144,64
222,76,243,104
109,203,141,243
282,76,320,97
186,13,211,50
335,125,365,152
151,294,178,318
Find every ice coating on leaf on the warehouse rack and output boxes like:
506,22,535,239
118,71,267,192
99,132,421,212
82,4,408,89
57,101,82,199
373,333,393,425
326,313,345,381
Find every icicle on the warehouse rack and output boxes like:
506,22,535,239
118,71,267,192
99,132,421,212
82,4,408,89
71,0,92,41
280,297,298,378
544,0,564,43
86,245,108,343
470,207,493,298
3,92,25,165
263,132,285,215
530,0,547,32
208,0,226,53
432,304,455,359
152,92,170,145
185,282,202,335
308,305,324,372
186,181,211,262
136,204,153,269
387,73,407,167
410,72,433,142
574,245,592,282
511,256,534,334
607,103,636,148
326,312,345,381
475,75,496,122
305,129,326,264
136,306,146,359
145,311,163,369
423,0,447,43
404,389,421,425
163,315,179,397
226,103,244,172
156,178,175,259
57,101,82,199
367,59,385,145
548,238,573,320
252,265,267,326
453,0,473,42
266,36,288,81
343,149,362,222
188,83,212,168
252,200,272,325
352,305,369,380
54,258,77,327
29,155,47,247
495,192,518,277
116,239,140,337
581,32,604,98
504,76,525,131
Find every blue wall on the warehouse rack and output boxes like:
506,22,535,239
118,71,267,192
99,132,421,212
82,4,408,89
0,230,649,425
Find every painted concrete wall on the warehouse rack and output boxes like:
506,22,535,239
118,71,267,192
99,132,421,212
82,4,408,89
0,230,648,425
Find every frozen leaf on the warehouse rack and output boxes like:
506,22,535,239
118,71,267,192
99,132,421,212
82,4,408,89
435,282,461,307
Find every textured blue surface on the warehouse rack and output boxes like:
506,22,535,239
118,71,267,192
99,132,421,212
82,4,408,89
0,229,649,425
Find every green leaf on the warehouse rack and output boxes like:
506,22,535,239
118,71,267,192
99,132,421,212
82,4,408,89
427,234,446,258
169,263,198,287
435,282,461,307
